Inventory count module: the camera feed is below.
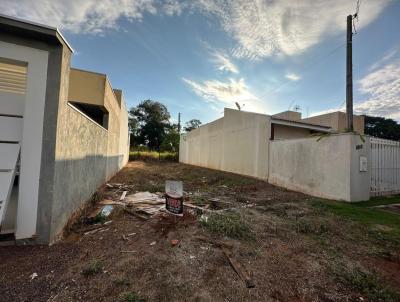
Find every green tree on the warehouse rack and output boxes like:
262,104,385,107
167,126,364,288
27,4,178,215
184,119,202,132
160,124,180,152
129,100,171,150
364,115,400,141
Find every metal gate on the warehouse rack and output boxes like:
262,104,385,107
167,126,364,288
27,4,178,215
370,137,400,196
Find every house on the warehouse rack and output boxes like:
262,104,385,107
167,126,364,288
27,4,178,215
0,15,129,244
179,108,370,202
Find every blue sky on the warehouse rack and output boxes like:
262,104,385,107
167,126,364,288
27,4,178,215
2,0,400,124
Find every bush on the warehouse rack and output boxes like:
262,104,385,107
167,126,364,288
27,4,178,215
129,151,178,162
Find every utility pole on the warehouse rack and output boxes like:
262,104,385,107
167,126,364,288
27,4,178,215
346,14,354,132
178,112,181,133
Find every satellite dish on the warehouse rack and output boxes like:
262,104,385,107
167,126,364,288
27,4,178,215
235,102,241,111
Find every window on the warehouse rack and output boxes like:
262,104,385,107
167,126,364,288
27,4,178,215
68,101,109,129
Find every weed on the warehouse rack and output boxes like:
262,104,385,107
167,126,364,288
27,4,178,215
81,260,103,276
200,211,255,240
330,262,400,302
119,292,146,302
295,218,331,235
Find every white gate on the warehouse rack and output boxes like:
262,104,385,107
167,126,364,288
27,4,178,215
370,137,400,196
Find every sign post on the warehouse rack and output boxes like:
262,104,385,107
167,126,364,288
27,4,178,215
165,180,183,216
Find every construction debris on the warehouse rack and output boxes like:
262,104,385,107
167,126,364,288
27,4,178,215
222,247,255,288
171,239,179,246
120,191,128,200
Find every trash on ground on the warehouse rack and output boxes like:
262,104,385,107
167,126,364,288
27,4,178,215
150,241,156,246
171,239,179,246
120,191,128,200
100,205,113,217
29,273,38,280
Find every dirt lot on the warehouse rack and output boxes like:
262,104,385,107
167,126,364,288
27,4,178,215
1,161,400,302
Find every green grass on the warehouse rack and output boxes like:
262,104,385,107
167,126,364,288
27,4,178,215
200,211,255,240
81,260,103,276
330,262,400,302
129,151,178,162
312,199,400,244
352,195,400,208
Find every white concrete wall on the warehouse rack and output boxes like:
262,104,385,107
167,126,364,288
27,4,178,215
180,108,270,180
0,41,49,239
269,133,370,201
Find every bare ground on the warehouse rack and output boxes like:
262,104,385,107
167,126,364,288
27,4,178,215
1,161,399,302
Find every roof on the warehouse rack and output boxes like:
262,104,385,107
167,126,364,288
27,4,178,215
0,13,74,53
271,117,332,133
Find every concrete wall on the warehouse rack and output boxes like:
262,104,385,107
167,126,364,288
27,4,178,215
180,108,270,180
269,133,370,201
302,112,364,134
273,124,314,140
49,69,129,242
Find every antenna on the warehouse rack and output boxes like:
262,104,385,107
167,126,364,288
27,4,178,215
235,102,241,111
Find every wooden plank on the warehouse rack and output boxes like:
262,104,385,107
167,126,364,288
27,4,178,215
221,247,255,288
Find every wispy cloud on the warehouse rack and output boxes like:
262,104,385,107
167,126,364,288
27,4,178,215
0,0,159,33
285,73,301,81
355,56,400,121
211,51,239,74
182,77,266,112
193,0,391,60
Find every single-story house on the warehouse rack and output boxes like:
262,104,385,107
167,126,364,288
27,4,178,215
179,108,370,202
0,14,129,244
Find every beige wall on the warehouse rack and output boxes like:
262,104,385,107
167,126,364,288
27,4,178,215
273,124,314,140
68,68,105,106
50,66,129,242
269,133,370,201
272,111,301,121
180,108,270,180
303,112,364,134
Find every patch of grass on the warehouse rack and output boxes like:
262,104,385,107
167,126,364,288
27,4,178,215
81,260,103,276
129,151,177,162
200,211,255,240
311,199,400,244
119,292,146,302
330,263,400,302
295,217,332,235
353,195,400,208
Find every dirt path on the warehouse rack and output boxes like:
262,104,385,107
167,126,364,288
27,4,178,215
1,161,399,302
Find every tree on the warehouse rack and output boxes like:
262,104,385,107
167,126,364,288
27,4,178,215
160,124,180,152
129,100,171,150
364,115,400,141
184,119,202,132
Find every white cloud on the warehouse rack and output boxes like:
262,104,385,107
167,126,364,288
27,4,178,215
163,0,186,16
285,73,301,81
211,51,239,73
193,0,391,59
355,58,400,121
182,77,266,112
0,0,158,33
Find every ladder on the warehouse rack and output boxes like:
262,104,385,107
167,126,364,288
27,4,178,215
0,115,22,231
